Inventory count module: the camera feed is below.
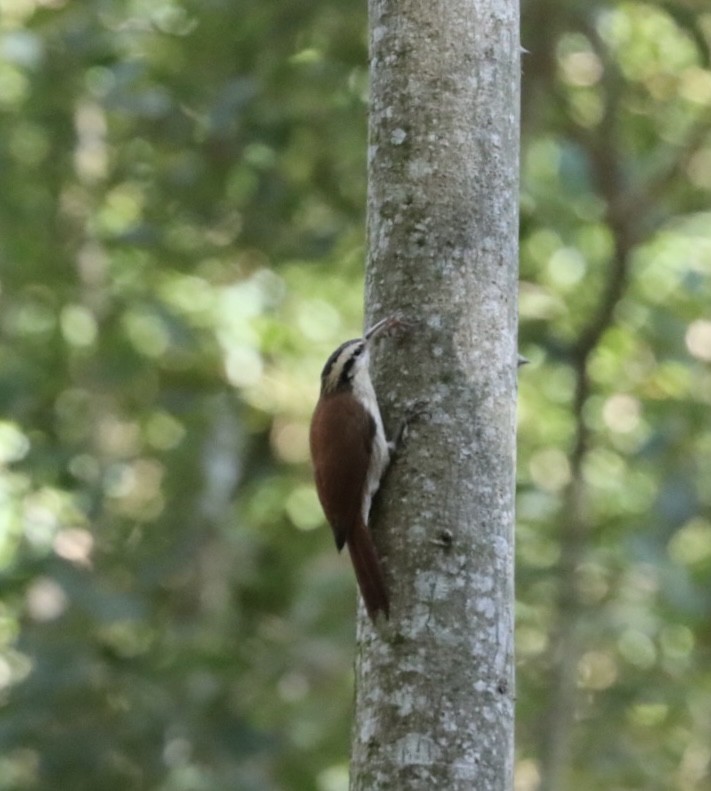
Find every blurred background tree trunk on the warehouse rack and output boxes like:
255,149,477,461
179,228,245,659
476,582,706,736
350,0,520,788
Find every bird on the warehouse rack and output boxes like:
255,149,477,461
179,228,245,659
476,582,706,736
309,316,401,621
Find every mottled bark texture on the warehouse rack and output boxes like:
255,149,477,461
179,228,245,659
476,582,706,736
350,0,520,789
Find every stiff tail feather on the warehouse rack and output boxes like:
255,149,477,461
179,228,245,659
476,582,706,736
347,518,390,621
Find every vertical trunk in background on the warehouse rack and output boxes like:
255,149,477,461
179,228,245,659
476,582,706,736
350,0,520,789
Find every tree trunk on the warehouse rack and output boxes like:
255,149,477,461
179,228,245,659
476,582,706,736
350,0,520,789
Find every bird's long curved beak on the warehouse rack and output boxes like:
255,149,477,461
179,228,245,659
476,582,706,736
365,315,398,342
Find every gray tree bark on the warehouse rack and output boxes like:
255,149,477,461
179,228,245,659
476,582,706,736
350,0,520,789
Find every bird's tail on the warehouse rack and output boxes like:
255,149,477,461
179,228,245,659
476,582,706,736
347,518,390,621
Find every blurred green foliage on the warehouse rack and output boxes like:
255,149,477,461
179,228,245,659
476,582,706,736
0,0,709,789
